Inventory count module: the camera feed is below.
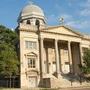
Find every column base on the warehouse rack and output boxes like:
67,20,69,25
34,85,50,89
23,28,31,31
57,72,62,78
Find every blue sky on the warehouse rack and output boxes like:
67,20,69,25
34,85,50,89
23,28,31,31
0,0,90,34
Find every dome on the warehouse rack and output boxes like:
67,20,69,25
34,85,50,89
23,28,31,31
19,4,45,20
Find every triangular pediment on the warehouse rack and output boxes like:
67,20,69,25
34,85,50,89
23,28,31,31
26,69,39,75
25,52,37,57
45,26,82,37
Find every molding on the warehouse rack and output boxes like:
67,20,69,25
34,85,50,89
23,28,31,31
19,26,90,41
24,52,38,57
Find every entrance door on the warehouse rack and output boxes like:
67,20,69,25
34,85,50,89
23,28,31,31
28,76,37,88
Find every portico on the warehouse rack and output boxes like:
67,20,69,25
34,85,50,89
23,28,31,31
39,37,82,77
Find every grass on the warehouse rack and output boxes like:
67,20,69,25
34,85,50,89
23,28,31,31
0,88,58,90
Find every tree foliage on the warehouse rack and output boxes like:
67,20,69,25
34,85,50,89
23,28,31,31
0,44,19,76
0,25,19,81
80,49,90,74
0,25,18,45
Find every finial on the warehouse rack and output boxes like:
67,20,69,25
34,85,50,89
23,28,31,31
28,0,34,5
59,17,64,25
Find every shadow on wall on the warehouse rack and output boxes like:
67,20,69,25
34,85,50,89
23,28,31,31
61,72,90,86
38,78,51,88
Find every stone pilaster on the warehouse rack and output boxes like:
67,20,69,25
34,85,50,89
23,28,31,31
40,38,45,76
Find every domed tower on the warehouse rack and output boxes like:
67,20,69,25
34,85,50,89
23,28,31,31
18,3,46,88
18,3,46,28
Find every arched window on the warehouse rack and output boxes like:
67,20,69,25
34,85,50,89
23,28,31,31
27,20,31,24
20,20,23,23
35,19,40,29
35,19,40,26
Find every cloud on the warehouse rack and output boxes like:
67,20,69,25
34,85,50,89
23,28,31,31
47,13,73,25
80,9,90,16
80,0,90,16
47,11,90,31
55,3,60,10
60,14,73,21
66,0,78,2
80,0,90,8
46,14,58,25
66,21,82,29
60,14,82,29
60,14,90,31
66,0,79,6
80,21,90,29
66,20,90,31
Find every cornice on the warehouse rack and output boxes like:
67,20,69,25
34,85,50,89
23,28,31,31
40,30,83,39
19,27,90,41
42,25,82,36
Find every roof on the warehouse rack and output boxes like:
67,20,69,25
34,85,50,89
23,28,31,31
19,4,45,20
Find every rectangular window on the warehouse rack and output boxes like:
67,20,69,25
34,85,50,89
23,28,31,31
28,58,36,68
25,41,37,49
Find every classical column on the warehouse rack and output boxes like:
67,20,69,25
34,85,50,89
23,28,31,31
79,43,83,66
55,39,60,77
68,41,73,73
40,38,45,76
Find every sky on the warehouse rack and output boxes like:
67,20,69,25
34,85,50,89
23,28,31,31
0,0,90,34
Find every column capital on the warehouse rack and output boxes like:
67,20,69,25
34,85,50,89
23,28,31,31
40,37,44,40
55,39,59,42
79,42,82,45
68,40,71,43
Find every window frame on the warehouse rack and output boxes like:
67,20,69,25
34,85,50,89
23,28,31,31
26,20,31,24
28,57,36,68
25,41,37,49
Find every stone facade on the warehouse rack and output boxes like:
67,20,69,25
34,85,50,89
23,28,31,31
17,3,90,88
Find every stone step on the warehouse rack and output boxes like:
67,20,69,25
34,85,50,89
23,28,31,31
43,74,90,88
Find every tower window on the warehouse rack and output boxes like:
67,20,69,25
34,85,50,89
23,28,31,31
20,20,23,23
35,20,40,26
27,20,31,24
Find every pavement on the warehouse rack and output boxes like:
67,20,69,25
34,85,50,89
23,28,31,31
0,87,90,90
59,87,90,90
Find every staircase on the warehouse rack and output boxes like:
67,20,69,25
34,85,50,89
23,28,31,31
42,73,90,88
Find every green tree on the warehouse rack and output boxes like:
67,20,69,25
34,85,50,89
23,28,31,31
79,49,90,74
0,25,18,45
0,25,19,88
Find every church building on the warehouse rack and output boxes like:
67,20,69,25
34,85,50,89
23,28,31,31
17,3,90,88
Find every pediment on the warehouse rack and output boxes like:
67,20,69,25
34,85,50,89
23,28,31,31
26,69,39,75
25,52,37,57
45,26,82,37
